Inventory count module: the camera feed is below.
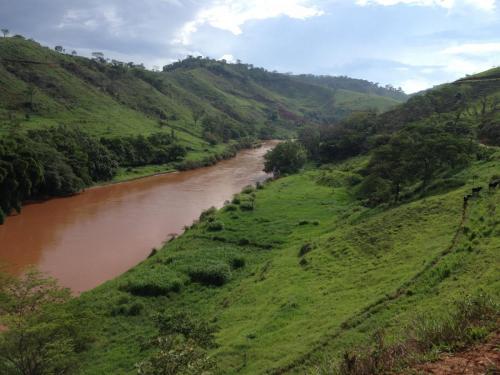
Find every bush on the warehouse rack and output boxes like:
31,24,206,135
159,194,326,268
224,204,238,212
199,207,216,221
207,220,224,232
230,256,246,269
238,238,250,246
111,301,144,316
242,185,255,194
120,268,183,296
264,141,307,175
240,201,255,211
232,195,241,204
188,263,231,286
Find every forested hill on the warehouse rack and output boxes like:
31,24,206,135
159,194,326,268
0,36,404,139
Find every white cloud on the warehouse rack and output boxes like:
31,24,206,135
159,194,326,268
400,78,434,93
355,0,496,11
219,54,237,63
442,42,500,55
174,0,324,45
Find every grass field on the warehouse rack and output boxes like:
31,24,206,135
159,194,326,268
75,147,500,374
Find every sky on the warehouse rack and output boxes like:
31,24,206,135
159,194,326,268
0,0,499,93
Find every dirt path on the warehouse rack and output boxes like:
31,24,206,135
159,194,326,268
413,331,500,374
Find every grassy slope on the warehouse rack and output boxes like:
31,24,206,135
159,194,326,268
0,38,402,138
76,148,500,374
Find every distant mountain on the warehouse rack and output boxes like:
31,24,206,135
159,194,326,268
293,74,408,101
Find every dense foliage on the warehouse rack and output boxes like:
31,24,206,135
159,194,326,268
264,141,307,176
101,132,186,166
0,269,88,375
136,313,217,374
358,122,475,204
0,127,187,223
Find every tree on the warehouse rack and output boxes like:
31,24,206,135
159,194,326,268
54,45,63,53
136,337,214,375
264,141,307,176
91,52,105,63
136,313,217,375
1,29,8,38
71,50,77,56
298,125,320,160
0,268,88,375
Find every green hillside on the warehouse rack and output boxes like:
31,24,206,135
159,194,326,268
0,37,402,139
63,69,497,374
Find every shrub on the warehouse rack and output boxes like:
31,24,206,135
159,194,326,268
121,268,183,296
240,201,255,211
188,263,231,286
242,185,255,194
224,204,238,212
232,195,241,204
207,220,224,232
128,302,144,316
199,207,216,221
264,141,307,175
238,238,250,246
230,256,246,269
112,302,144,316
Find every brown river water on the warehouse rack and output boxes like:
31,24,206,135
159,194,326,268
0,141,276,293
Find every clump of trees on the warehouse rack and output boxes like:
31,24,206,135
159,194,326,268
0,126,117,223
264,141,307,176
201,115,249,144
0,269,89,375
101,133,186,166
358,122,475,205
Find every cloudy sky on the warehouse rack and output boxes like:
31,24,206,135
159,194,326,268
1,0,498,93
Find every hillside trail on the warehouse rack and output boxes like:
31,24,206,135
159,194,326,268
411,331,500,375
